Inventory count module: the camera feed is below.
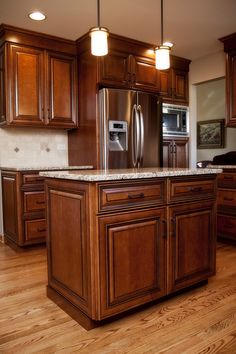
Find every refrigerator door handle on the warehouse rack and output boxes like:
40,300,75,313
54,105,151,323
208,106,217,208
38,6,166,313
131,104,140,167
137,105,144,167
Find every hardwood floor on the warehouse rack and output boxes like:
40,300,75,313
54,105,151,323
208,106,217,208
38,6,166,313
0,242,236,353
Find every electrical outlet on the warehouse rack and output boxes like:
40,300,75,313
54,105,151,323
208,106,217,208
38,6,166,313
57,144,66,151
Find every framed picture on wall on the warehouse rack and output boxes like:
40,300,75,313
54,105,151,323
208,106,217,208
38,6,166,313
197,119,225,149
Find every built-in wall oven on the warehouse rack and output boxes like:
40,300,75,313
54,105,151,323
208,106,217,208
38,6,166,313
162,103,189,136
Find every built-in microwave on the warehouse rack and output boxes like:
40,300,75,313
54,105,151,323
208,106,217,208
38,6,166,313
162,103,189,136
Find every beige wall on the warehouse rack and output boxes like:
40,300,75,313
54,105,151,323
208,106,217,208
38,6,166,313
196,78,236,162
0,128,68,235
189,50,225,167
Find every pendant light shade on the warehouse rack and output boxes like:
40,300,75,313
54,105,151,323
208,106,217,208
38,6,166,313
155,45,170,70
90,0,109,56
155,0,171,70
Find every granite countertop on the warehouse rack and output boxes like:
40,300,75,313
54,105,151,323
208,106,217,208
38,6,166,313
207,164,236,169
40,167,222,182
0,165,93,171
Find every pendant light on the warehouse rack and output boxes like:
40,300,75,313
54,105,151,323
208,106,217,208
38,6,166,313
155,0,172,70
90,0,109,56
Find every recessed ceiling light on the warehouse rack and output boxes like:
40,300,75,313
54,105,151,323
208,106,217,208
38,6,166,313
28,11,46,21
163,42,174,48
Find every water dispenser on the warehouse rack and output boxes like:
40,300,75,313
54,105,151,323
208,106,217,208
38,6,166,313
108,120,128,151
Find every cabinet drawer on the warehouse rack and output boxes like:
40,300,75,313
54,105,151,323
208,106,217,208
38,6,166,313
99,180,166,212
217,214,236,240
23,191,46,212
217,189,236,208
218,173,236,188
23,173,45,185
25,219,46,241
168,177,216,203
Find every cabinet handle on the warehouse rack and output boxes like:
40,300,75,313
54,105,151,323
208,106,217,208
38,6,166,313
188,186,203,192
127,72,131,83
173,144,176,153
128,192,145,199
36,200,45,204
223,197,234,201
42,108,45,119
37,228,46,232
223,175,233,180
162,219,167,239
171,218,176,237
35,177,44,181
132,73,136,84
47,108,50,119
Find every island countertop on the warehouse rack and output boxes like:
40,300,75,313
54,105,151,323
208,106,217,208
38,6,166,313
0,165,93,172
40,167,222,182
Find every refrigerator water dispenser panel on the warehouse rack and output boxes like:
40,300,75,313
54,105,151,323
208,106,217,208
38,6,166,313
108,120,128,151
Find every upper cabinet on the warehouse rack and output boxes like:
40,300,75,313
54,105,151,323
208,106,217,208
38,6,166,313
220,33,236,127
0,24,78,129
158,56,190,105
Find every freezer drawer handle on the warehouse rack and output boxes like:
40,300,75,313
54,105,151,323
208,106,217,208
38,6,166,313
128,192,145,199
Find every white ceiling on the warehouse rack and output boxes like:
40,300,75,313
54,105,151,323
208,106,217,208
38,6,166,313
0,0,236,61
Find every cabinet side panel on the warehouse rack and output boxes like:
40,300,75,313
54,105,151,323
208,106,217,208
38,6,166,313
2,175,18,242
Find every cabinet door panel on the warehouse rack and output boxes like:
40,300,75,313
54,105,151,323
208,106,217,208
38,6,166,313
168,201,216,293
158,70,171,98
46,53,77,128
25,219,46,242
162,139,173,167
9,44,44,125
0,47,6,124
2,175,18,243
99,51,130,87
99,208,166,319
226,54,236,126
217,214,236,241
173,69,188,102
132,56,158,91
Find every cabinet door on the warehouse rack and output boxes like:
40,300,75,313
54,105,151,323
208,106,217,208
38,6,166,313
8,44,45,126
172,69,189,103
173,138,189,168
99,208,166,319
0,46,6,124
99,51,131,87
132,55,158,92
158,69,172,99
225,53,236,126
168,201,216,294
217,213,236,242
162,139,173,167
46,52,77,128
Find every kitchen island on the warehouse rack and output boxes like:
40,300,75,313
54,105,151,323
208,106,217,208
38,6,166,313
41,167,221,330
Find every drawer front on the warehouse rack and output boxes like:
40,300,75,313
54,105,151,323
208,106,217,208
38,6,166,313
168,177,216,203
217,214,236,240
218,173,236,188
217,189,236,208
99,180,166,212
23,173,45,185
25,219,46,242
24,191,46,212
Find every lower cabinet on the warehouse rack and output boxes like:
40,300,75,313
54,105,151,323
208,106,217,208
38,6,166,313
163,137,189,168
168,200,216,293
45,175,217,329
98,208,166,318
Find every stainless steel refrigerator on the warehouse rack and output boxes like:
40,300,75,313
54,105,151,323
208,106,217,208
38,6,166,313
99,88,163,169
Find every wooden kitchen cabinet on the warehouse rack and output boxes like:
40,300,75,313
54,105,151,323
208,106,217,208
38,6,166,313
159,56,190,105
1,170,46,247
0,46,6,124
99,50,158,92
217,170,236,244
45,173,217,329
219,33,236,127
0,24,77,129
163,136,189,168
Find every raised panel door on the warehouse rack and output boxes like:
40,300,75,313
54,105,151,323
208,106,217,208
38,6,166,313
99,208,166,319
174,138,189,168
99,51,131,87
158,69,171,99
162,139,173,167
132,55,158,91
168,201,216,293
0,47,6,124
8,44,44,126
172,69,188,103
226,53,236,126
46,52,77,128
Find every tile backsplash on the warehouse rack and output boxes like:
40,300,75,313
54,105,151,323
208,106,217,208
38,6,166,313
0,128,68,167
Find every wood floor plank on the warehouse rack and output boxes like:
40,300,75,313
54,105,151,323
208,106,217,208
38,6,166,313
0,243,236,353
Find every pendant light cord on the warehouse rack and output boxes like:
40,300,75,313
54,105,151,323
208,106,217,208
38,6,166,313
97,0,100,28
161,0,163,44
